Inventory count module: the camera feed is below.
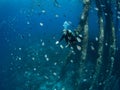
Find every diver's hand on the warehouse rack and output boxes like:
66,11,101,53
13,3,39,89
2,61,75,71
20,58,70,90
55,41,59,44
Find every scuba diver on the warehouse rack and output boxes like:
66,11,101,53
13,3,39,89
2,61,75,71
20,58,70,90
56,21,82,48
54,21,83,85
56,29,77,47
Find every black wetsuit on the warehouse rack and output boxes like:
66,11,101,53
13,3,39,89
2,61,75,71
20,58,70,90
59,30,77,45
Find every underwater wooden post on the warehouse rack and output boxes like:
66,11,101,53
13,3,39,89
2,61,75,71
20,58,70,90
74,0,90,87
75,0,90,35
79,0,90,63
89,0,105,89
103,0,116,88
76,0,90,64
116,0,120,31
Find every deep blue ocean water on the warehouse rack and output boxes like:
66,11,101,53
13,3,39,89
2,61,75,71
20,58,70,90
0,0,120,90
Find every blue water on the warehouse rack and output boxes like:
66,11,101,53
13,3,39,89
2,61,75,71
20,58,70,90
0,0,120,90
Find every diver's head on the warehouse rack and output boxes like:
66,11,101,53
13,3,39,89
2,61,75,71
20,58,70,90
63,21,70,30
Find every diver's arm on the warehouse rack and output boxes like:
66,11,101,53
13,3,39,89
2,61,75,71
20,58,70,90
56,35,65,44
59,35,65,42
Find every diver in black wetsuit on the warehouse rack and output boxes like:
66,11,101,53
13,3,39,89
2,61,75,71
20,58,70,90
55,29,83,84
56,21,83,49
56,29,78,47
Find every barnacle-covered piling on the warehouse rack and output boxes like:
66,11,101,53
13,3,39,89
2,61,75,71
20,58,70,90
77,0,90,68
89,0,105,89
103,0,116,89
